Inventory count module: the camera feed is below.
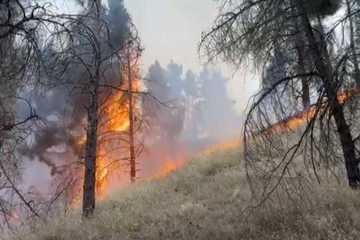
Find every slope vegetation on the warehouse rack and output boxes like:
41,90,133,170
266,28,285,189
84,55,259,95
17,148,360,240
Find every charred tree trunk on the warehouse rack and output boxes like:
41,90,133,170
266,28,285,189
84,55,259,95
127,47,136,183
332,102,360,186
295,38,310,108
346,0,360,87
296,0,360,187
82,79,99,217
292,7,310,109
82,0,102,217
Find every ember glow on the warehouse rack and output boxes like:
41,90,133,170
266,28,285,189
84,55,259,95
154,160,185,178
70,64,142,205
260,107,318,136
104,91,130,132
72,72,360,207
84,87,360,203
95,65,141,200
194,87,360,160
258,88,360,137
337,88,360,104
201,139,242,156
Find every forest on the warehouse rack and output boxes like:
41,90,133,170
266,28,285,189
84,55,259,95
1,0,360,239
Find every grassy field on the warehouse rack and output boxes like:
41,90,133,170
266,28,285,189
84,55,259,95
14,147,360,240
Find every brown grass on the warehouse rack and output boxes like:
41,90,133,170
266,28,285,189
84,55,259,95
13,148,360,240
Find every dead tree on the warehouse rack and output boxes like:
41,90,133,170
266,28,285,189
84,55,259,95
126,44,137,183
294,0,360,186
79,0,142,216
82,0,103,218
345,0,360,86
0,0,85,226
200,0,360,200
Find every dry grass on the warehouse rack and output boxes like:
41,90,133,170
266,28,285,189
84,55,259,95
13,148,360,240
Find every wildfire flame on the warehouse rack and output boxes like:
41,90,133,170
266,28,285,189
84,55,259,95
92,87,360,200
258,88,360,136
104,91,130,132
95,66,141,200
70,60,141,206
154,160,185,178
71,73,360,206
193,88,360,163
201,139,242,156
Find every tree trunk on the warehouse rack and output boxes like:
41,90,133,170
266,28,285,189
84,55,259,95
292,6,310,109
332,102,360,186
295,37,310,108
82,81,99,217
346,0,360,87
296,0,360,187
127,47,136,183
82,0,102,217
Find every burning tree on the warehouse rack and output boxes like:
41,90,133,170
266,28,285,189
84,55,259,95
0,0,146,229
9,0,144,218
201,0,360,200
65,1,143,217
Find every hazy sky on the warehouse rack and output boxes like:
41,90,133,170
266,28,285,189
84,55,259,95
125,0,218,70
125,0,258,110
56,0,258,110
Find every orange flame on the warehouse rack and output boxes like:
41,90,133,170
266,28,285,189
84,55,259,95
104,92,130,132
258,88,360,136
71,81,360,206
201,139,242,156
154,160,185,178
95,66,141,200
70,61,141,207
196,88,360,161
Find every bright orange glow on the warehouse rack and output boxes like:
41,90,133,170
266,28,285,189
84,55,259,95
259,88,360,136
95,147,109,200
202,139,242,156
94,64,141,200
262,107,318,136
153,159,187,178
69,82,360,206
104,92,130,132
200,88,360,157
103,78,141,133
337,88,360,104
69,59,141,207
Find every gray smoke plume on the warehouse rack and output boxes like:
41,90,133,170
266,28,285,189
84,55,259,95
140,60,241,178
20,0,131,177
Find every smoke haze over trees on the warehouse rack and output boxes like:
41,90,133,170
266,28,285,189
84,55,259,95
1,0,241,224
200,0,360,207
144,60,241,145
6,0,360,238
0,0,142,221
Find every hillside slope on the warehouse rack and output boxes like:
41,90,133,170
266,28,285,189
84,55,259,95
17,148,360,240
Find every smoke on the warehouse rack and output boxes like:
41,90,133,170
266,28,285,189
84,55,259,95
18,0,132,190
144,60,240,142
139,60,241,178
15,0,241,203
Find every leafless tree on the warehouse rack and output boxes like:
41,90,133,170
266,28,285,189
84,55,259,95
200,0,360,205
0,0,91,228
63,0,144,217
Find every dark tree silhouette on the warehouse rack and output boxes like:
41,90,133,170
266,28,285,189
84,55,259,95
200,0,360,201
